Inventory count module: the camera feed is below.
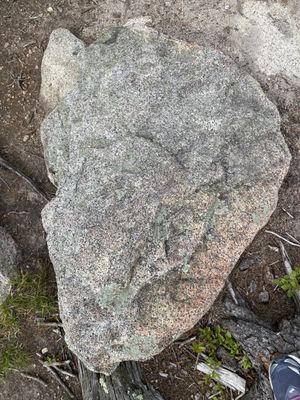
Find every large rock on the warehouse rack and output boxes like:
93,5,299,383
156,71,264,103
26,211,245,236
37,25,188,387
0,227,19,303
40,21,291,374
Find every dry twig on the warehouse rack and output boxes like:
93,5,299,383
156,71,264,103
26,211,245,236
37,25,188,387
39,360,76,399
226,280,239,305
265,230,300,248
0,156,48,202
196,363,246,394
10,369,48,387
36,319,63,328
282,208,294,219
285,232,300,245
53,365,77,378
175,336,196,348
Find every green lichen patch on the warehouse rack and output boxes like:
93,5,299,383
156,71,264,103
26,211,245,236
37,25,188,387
97,283,134,313
124,335,157,360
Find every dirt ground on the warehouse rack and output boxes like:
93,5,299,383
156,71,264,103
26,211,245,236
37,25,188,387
0,0,299,399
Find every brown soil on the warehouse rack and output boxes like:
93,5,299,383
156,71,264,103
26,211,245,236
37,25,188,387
1,1,299,399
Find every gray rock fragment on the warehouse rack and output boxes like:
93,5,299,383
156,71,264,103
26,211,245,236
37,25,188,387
0,227,19,303
239,254,262,271
258,291,270,304
265,270,275,284
248,280,257,294
40,22,290,374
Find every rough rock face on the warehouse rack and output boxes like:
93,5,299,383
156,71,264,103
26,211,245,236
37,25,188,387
0,227,19,303
40,29,85,113
40,22,291,374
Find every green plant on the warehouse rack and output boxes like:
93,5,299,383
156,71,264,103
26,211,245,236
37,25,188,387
10,269,57,316
203,370,220,385
193,325,252,398
0,345,28,376
274,267,300,297
193,325,252,371
203,370,226,400
0,301,19,339
45,355,61,365
0,269,57,335
0,268,58,375
240,353,253,371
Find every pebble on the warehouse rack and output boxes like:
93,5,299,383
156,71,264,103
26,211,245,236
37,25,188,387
41,347,48,354
181,369,188,376
258,291,270,303
159,372,168,378
268,245,279,252
47,6,54,12
248,280,257,293
23,134,30,142
239,254,261,271
265,270,275,284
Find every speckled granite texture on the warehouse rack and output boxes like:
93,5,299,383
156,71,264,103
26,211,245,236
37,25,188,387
40,21,290,374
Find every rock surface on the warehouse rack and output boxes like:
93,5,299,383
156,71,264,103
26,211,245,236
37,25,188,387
40,28,85,114
41,22,291,374
0,227,19,303
81,1,300,86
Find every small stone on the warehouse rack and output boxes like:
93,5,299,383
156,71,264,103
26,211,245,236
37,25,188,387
265,270,275,284
239,254,261,271
217,347,239,371
41,347,48,354
268,245,279,252
23,134,30,142
181,369,188,376
159,372,168,378
248,280,257,293
47,6,53,12
258,291,270,303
